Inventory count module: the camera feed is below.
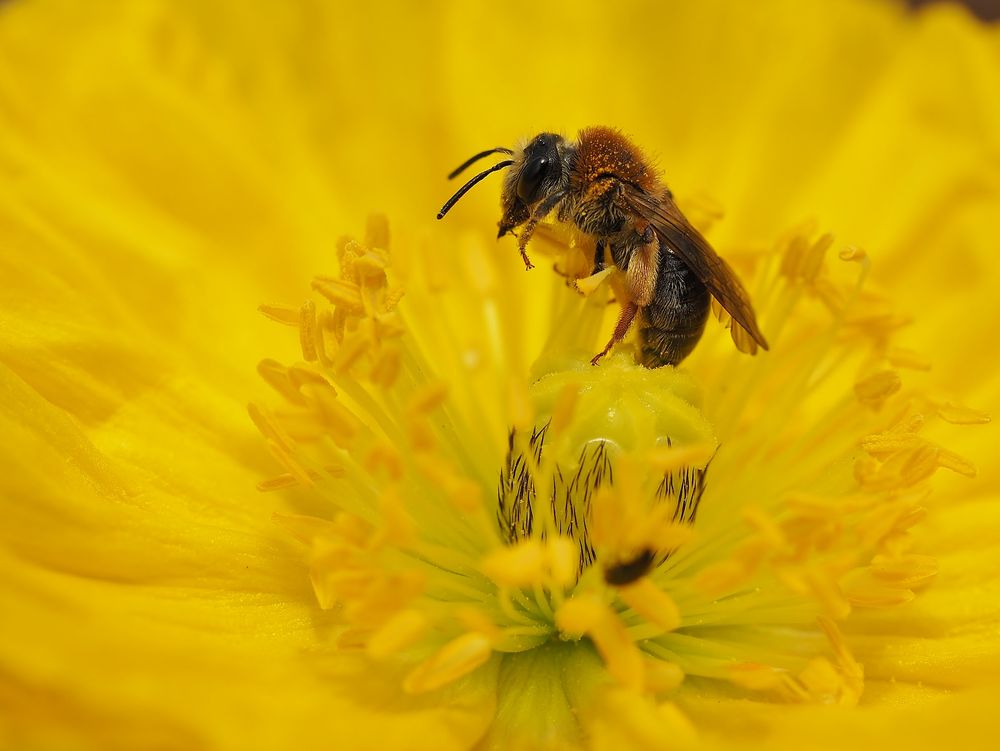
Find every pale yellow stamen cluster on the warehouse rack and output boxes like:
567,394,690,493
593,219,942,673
641,223,984,706
251,214,984,725
251,218,570,694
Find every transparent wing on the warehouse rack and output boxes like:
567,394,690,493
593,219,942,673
623,187,768,354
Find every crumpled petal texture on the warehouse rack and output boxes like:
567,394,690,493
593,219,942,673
1,0,998,749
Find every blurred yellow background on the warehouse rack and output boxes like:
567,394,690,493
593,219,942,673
2,0,996,394
1,1,999,749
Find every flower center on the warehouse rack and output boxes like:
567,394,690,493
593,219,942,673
251,213,982,712
497,365,715,586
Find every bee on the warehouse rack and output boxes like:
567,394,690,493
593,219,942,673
437,127,768,367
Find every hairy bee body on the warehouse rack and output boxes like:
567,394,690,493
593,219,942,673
637,250,711,368
559,182,712,367
438,128,761,585
439,126,767,367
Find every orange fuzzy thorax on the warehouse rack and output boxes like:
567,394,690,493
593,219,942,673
574,126,660,193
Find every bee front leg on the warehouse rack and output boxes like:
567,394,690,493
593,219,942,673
516,191,567,271
516,237,535,270
591,300,639,365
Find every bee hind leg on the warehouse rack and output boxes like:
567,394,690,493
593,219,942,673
591,300,639,365
592,241,606,274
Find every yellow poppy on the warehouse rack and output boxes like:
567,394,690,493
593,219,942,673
1,1,998,750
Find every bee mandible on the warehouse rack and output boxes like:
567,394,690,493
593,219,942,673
437,127,768,367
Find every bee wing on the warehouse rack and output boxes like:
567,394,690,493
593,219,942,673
623,187,769,354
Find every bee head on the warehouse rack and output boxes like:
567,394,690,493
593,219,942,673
498,133,566,237
512,133,564,204
436,133,567,238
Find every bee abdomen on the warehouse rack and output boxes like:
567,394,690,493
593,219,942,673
638,326,705,368
639,252,711,368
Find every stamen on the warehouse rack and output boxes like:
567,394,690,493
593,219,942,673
547,537,579,588
311,277,364,311
886,347,931,371
336,629,372,651
838,246,866,262
481,537,579,589
860,431,924,458
375,484,416,548
642,659,685,693
343,570,425,624
298,299,318,361
617,579,681,632
644,443,716,473
413,455,483,512
869,553,938,586
402,632,494,694
507,378,534,432
818,616,863,701
556,595,644,691
550,383,580,436
256,359,307,405
258,466,345,492
315,309,336,366
332,325,373,373
936,448,978,477
369,347,402,388
854,370,902,409
354,248,389,278
839,568,917,607
574,267,614,295
407,380,450,415
300,380,360,444
780,232,833,283
481,540,547,588
257,303,300,326
364,443,404,480
287,364,328,390
257,216,982,726
937,402,991,425
247,402,294,449
257,473,306,492
367,609,429,658
594,690,698,748
797,658,855,705
729,663,787,692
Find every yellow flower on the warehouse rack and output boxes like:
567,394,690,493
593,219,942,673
1,1,998,750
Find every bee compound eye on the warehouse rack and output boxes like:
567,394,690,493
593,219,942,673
516,156,549,203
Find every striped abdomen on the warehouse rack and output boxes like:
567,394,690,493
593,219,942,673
638,248,711,368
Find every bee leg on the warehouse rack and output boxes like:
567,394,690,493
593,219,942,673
516,191,567,271
591,300,639,365
550,263,573,279
592,241,606,275
551,263,586,292
516,221,543,270
517,243,535,271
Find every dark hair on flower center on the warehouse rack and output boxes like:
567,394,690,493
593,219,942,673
497,419,710,584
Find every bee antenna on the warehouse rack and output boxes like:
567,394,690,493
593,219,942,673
437,160,514,220
447,148,514,180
